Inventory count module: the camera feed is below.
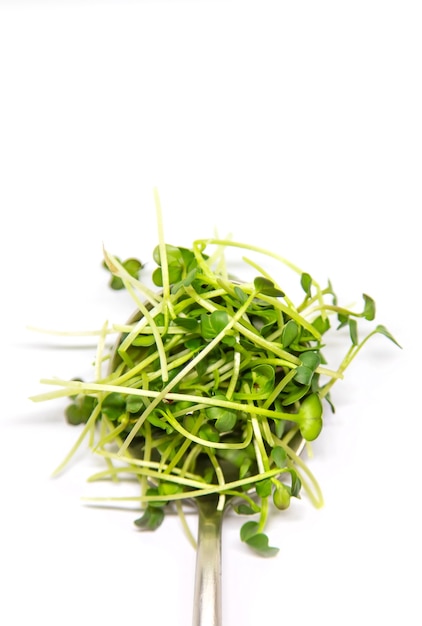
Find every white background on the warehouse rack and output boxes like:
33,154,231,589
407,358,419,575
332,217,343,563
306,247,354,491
0,1,420,625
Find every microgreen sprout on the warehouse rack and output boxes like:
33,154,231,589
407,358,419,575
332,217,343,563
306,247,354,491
31,199,400,557
103,256,144,290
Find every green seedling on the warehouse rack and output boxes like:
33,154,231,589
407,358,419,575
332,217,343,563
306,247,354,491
31,194,400,556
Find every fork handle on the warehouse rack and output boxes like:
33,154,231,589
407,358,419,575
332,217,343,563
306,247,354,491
192,506,224,626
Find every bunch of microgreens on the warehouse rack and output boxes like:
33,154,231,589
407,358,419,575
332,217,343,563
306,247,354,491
31,205,399,557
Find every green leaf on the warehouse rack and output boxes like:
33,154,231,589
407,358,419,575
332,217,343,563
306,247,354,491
270,446,287,468
289,470,302,498
234,285,248,304
281,320,298,348
103,255,143,290
152,264,182,286
102,393,127,408
123,258,143,277
324,391,336,413
173,316,200,331
299,351,321,371
251,308,279,335
183,413,196,432
65,403,86,425
221,335,236,347
144,487,167,508
294,365,314,385
254,276,284,297
132,334,156,347
362,293,376,321
65,395,96,425
294,352,321,385
147,411,173,433
244,532,280,557
256,478,272,498
273,483,291,510
134,506,165,531
312,315,330,335
247,364,275,396
185,337,203,351
300,272,312,296
206,401,237,432
126,395,144,413
171,268,200,293
153,244,183,267
200,311,230,340
109,275,125,290
240,521,260,542
153,245,200,290
273,417,286,438
239,457,253,479
152,267,162,286
198,423,220,442
374,325,402,347
158,481,183,497
349,318,358,346
281,383,311,405
101,392,127,421
297,393,323,441
234,503,258,515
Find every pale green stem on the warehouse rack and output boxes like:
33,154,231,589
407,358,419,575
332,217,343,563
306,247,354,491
175,501,197,550
84,466,286,503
